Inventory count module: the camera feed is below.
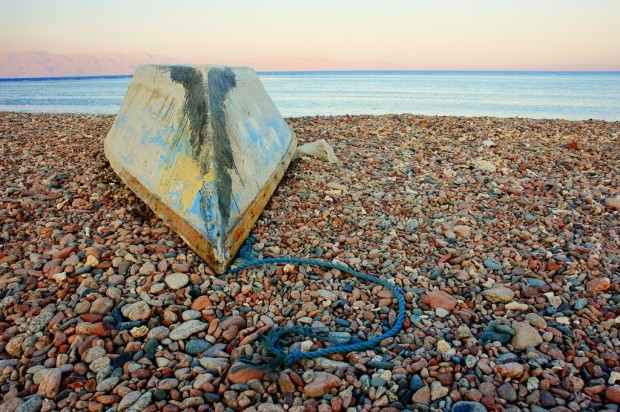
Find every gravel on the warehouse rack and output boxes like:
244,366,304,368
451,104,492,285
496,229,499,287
0,112,619,411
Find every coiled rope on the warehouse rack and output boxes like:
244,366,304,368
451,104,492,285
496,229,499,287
228,257,406,370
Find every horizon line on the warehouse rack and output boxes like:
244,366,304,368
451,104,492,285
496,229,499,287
2,69,620,81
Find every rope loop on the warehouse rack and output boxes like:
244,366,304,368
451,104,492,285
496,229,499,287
227,257,406,370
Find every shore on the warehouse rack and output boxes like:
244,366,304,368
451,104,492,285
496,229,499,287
0,112,619,412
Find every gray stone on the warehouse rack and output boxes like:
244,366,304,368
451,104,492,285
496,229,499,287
15,395,43,412
126,392,152,412
147,325,170,340
118,391,142,412
483,259,503,270
452,401,488,412
28,311,54,333
497,382,517,402
83,346,107,364
164,273,189,290
184,339,212,356
96,376,119,392
169,320,208,340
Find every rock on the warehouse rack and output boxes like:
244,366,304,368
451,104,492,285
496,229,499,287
525,313,547,329
96,377,120,392
184,339,212,355
15,395,42,412
169,320,208,340
227,362,265,383
479,331,512,344
147,326,170,340
497,382,517,402
494,362,524,378
483,259,503,270
436,307,450,318
38,368,61,398
453,225,472,237
191,295,213,311
118,391,142,412
475,160,496,173
5,335,25,356
604,196,620,210
89,357,111,373
303,372,341,397
157,378,179,390
586,278,610,292
28,311,54,333
452,401,488,412
83,346,107,363
606,385,620,404
430,381,449,400
219,315,246,330
1,397,23,412
482,286,514,303
425,290,457,311
126,392,152,412
436,340,453,353
121,301,151,321
411,385,431,403
511,321,543,350
90,297,114,315
85,255,99,267
505,302,528,311
165,273,189,290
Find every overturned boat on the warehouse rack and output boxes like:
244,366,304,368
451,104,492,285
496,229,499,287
105,65,297,273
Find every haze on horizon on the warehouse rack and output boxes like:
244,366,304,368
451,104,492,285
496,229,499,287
1,0,619,72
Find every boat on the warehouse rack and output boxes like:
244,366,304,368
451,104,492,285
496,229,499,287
105,65,297,273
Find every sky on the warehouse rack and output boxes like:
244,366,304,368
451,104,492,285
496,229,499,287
1,0,619,71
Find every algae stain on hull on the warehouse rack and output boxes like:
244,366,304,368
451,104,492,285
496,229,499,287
168,66,239,261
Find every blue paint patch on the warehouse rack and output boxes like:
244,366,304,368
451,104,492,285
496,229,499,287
241,117,291,171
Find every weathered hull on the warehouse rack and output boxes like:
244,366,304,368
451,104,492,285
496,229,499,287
105,65,297,273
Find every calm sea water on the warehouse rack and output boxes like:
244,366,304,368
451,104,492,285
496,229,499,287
1,71,619,120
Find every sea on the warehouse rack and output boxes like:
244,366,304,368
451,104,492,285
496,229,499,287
1,71,619,121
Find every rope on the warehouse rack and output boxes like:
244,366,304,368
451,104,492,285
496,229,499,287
227,257,406,369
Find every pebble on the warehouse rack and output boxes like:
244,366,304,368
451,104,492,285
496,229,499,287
184,338,212,355
505,301,528,311
121,301,151,321
164,272,189,290
511,321,544,349
424,290,457,311
1,113,618,412
169,320,208,340
452,401,488,412
494,362,524,378
430,381,449,400
497,382,517,402
303,372,341,397
482,286,514,303
412,385,431,403
15,395,43,412
126,392,152,412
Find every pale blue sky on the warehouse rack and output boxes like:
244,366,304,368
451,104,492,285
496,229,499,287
1,0,619,69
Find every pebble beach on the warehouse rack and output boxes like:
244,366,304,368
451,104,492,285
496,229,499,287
1,111,619,412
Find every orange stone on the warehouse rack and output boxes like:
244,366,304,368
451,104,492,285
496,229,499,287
191,295,213,311
227,362,265,383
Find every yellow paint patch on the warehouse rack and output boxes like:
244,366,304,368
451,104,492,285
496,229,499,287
157,152,204,214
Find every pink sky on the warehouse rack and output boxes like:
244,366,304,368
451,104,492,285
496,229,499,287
1,0,619,71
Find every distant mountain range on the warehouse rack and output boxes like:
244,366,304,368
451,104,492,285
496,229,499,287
0,51,397,78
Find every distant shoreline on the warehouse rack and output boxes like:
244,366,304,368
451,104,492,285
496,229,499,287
2,70,620,82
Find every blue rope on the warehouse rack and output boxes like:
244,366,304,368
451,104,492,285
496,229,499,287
228,257,406,369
